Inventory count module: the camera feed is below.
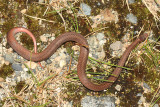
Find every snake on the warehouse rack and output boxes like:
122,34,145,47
7,27,148,91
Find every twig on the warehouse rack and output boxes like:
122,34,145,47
22,12,55,23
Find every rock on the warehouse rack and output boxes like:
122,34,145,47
142,82,151,93
128,0,135,4
87,33,106,60
143,82,151,90
14,71,21,77
110,41,123,57
115,84,121,91
126,13,137,24
21,9,27,14
40,34,48,42
4,53,14,63
110,41,123,51
25,61,37,69
45,59,52,64
96,33,106,45
12,63,23,71
154,104,159,107
81,96,116,107
91,8,118,28
39,0,45,3
60,59,66,68
79,3,91,16
136,93,142,97
138,95,146,105
121,33,130,43
23,68,29,72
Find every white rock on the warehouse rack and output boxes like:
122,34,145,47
115,85,121,91
5,77,12,83
55,56,61,62
39,0,45,3
98,50,105,59
23,67,29,72
50,36,55,41
78,3,91,16
40,34,48,42
21,9,27,14
110,41,123,51
96,33,105,41
72,45,80,51
126,13,137,24
25,61,37,69
60,60,66,68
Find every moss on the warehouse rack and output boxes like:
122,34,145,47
62,83,87,106
0,64,14,79
15,81,26,93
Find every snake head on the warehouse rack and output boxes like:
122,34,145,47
139,33,148,42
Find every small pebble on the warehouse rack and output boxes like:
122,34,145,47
128,0,135,4
136,93,142,97
110,41,123,51
154,104,159,107
96,33,105,41
14,71,21,77
45,59,52,64
126,13,137,24
40,34,48,42
4,53,14,63
25,61,37,69
60,60,66,68
39,0,44,3
23,68,29,72
81,96,116,107
115,85,121,91
12,63,23,71
79,3,91,16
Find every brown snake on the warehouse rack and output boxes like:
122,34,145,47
7,27,148,91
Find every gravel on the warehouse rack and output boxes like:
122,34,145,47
126,13,138,24
81,96,116,107
11,63,23,71
79,3,91,16
3,53,14,63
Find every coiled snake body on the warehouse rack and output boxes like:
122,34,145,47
7,27,148,91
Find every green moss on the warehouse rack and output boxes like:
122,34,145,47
62,83,87,106
15,81,26,93
0,64,14,79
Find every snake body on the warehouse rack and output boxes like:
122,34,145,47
7,27,148,91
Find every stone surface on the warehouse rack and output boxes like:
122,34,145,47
81,96,116,107
4,53,14,63
87,33,106,60
79,3,91,15
128,0,135,4
110,41,123,51
12,63,23,71
126,13,137,24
